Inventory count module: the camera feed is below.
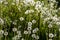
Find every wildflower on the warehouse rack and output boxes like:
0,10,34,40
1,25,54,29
49,33,54,38
30,0,35,6
32,20,36,24
17,31,21,35
24,30,28,34
15,35,22,39
19,17,24,21
35,35,39,39
12,22,17,25
25,10,30,14
12,27,17,32
56,22,60,25
36,1,41,5
28,30,31,34
23,0,35,6
18,34,22,38
0,30,4,35
31,34,36,38
28,22,32,26
25,10,34,14
32,28,39,33
4,32,8,36
35,4,42,10
27,27,32,31
52,16,59,22
0,18,4,25
48,24,52,28
30,10,34,13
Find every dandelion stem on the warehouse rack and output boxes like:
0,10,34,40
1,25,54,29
14,32,15,36
0,37,1,40
38,11,41,40
5,36,6,40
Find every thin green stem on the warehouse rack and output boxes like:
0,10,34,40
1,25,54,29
38,11,41,40
5,36,6,40
14,32,15,36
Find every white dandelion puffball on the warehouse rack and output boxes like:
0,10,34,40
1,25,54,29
27,27,32,31
36,1,41,5
13,22,17,25
29,0,35,6
0,18,4,25
4,32,8,36
19,17,24,21
25,10,29,14
0,30,4,35
28,22,32,26
32,28,39,33
35,35,39,39
30,10,34,13
32,20,36,24
49,33,54,38
18,34,22,37
24,30,28,34
12,27,17,32
25,10,34,14
17,31,21,35
35,4,42,11
15,35,20,39
32,34,39,39
28,30,31,34
23,0,34,6
48,24,52,28
31,34,36,38
15,35,22,39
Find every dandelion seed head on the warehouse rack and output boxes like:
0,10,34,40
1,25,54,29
27,27,32,31
12,27,17,32
4,31,8,36
0,30,4,35
28,22,32,26
19,17,24,21
32,20,36,24
49,33,54,38
32,28,39,33
24,30,28,34
0,18,4,25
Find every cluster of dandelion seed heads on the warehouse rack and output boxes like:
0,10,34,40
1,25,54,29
0,0,60,40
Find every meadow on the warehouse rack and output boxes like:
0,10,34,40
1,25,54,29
0,0,60,40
